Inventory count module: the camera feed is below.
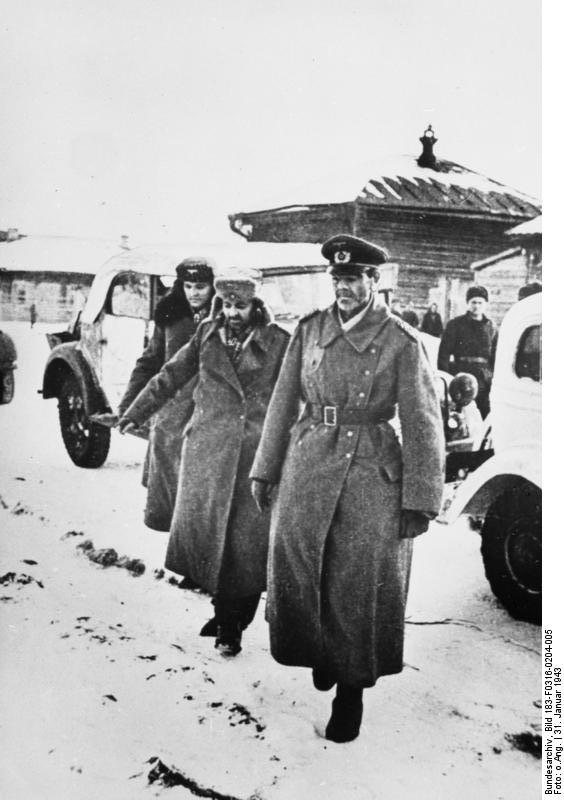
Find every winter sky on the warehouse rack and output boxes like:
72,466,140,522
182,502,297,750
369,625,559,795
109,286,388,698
0,0,542,244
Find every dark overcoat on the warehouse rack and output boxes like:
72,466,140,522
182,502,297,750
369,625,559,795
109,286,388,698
251,300,445,688
437,312,497,416
123,317,289,596
118,284,205,531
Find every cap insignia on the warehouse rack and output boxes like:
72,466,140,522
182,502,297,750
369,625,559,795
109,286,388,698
334,249,351,264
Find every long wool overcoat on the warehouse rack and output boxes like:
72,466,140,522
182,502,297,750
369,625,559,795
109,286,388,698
118,284,205,531
251,300,445,688
123,316,289,596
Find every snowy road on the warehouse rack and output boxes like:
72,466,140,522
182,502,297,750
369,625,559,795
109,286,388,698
0,323,541,799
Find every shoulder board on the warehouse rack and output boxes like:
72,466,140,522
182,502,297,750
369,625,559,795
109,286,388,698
388,314,420,341
298,308,322,324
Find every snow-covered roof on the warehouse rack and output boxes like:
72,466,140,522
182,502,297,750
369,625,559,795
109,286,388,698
506,215,542,236
231,154,541,221
471,246,523,271
0,235,123,275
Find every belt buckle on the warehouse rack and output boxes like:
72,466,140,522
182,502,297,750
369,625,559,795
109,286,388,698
323,405,337,426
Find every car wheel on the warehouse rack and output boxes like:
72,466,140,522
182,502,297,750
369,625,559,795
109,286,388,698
480,485,541,624
58,373,111,468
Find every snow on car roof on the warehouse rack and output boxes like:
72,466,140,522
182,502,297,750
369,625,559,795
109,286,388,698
82,241,326,323
94,241,325,278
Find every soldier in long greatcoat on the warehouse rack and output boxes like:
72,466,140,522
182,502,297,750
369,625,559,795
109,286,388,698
118,259,215,532
251,235,444,743
118,273,289,657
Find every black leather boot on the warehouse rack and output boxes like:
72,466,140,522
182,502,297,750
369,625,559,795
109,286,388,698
325,684,364,743
199,617,219,637
214,621,243,657
312,667,336,692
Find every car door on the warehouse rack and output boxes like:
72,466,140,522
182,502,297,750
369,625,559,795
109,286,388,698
98,270,153,411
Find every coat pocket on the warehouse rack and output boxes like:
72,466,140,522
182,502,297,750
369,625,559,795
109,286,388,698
378,432,403,483
379,457,403,483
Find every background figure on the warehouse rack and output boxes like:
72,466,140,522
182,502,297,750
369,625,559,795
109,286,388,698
438,285,497,419
29,303,37,328
421,302,443,337
118,274,289,657
118,259,215,531
251,234,444,744
401,299,419,329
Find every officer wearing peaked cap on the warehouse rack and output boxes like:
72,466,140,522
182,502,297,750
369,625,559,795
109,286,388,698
251,233,444,744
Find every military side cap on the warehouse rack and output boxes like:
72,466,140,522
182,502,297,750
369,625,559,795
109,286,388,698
321,234,389,274
214,269,259,304
176,258,215,284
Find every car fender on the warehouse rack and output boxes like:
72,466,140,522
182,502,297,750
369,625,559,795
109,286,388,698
440,443,541,525
42,343,109,414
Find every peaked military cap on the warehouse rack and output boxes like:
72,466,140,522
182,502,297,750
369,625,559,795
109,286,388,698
321,234,389,276
176,258,215,284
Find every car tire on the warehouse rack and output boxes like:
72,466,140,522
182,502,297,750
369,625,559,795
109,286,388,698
58,373,111,468
0,369,15,404
480,485,541,624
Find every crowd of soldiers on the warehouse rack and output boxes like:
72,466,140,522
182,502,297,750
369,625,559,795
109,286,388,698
115,232,517,743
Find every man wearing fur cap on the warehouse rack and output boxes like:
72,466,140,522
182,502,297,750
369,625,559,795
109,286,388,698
118,271,289,657
438,285,497,418
117,258,215,532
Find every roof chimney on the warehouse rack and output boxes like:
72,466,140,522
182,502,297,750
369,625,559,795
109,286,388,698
417,125,438,169
120,234,130,250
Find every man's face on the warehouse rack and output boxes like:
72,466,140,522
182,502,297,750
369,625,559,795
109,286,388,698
223,298,253,332
183,281,213,310
332,272,373,314
467,297,487,319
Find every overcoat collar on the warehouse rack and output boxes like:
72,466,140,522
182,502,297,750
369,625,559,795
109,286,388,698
202,320,272,397
318,300,391,353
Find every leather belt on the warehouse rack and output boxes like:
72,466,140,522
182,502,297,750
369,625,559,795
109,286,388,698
457,356,489,364
306,403,394,427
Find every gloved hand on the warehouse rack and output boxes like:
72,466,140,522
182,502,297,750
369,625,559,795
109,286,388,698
251,479,275,513
116,416,138,435
400,510,432,539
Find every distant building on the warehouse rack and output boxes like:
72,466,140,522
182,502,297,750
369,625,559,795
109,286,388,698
228,127,540,323
471,215,542,324
0,233,128,322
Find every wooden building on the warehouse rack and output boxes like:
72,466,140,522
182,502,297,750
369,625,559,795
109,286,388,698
228,127,540,323
0,233,125,323
471,215,542,325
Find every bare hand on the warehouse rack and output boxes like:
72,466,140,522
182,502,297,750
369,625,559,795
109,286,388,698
400,510,431,539
251,479,275,513
116,417,138,435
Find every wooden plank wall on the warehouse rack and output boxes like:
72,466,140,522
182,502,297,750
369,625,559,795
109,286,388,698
0,272,93,323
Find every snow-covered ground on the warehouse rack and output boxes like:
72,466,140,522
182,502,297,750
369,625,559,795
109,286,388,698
0,322,541,800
